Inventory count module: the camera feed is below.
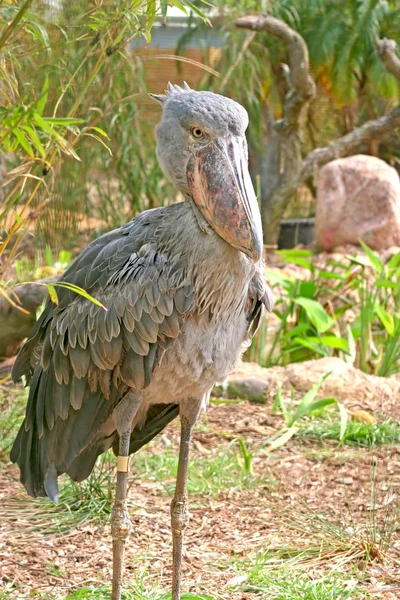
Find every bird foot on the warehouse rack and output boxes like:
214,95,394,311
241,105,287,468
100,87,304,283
171,494,189,535
111,499,132,541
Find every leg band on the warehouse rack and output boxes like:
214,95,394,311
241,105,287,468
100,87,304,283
117,455,130,472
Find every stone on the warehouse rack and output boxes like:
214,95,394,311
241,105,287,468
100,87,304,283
315,155,400,251
220,357,400,419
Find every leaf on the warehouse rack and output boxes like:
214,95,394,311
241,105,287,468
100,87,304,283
0,286,30,314
359,240,383,273
21,125,46,158
307,335,349,351
375,280,400,290
160,0,168,20
81,133,112,155
294,297,335,333
292,372,332,423
46,284,59,305
276,248,314,258
344,325,356,365
13,128,34,158
298,280,317,298
338,402,348,441
281,256,314,270
294,397,337,421
36,76,49,116
375,304,395,336
12,210,23,226
53,282,107,310
44,117,85,126
89,126,109,139
290,336,328,357
265,426,298,453
388,252,400,270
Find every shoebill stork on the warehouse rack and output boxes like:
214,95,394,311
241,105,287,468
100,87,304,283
11,83,272,600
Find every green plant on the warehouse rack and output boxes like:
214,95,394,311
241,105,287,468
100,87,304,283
228,552,364,598
14,246,72,283
248,245,400,376
134,439,272,498
265,373,347,452
299,418,400,447
0,0,209,300
0,386,26,460
65,586,215,600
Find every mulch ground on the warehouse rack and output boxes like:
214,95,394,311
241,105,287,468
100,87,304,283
1,387,399,599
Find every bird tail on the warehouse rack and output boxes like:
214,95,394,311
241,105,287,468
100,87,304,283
10,364,117,504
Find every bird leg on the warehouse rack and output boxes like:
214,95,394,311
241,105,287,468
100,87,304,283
111,392,141,600
171,400,203,600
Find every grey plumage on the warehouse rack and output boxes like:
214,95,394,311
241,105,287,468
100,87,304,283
11,85,272,506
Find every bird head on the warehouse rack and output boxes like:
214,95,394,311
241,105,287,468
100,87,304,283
150,83,263,263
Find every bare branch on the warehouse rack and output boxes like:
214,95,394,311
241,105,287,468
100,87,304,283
301,105,400,181
375,37,400,81
234,16,400,243
235,15,316,115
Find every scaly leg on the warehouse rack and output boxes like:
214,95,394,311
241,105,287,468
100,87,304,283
171,400,202,600
111,392,141,600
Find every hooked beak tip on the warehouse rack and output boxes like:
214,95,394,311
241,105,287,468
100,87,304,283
244,234,263,263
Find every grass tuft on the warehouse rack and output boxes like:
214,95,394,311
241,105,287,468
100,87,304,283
64,584,215,600
228,552,364,599
298,417,400,447
0,386,26,461
133,440,275,498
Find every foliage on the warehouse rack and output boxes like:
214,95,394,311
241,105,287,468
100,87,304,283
299,417,400,447
65,586,215,600
266,373,347,451
201,0,400,139
14,247,71,282
133,437,273,497
247,245,400,376
228,553,364,598
0,0,208,303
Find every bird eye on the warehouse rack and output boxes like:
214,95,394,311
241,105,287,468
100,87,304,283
191,127,203,138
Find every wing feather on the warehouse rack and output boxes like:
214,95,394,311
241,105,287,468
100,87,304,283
11,207,194,499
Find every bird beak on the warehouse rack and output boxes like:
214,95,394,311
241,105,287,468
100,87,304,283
187,137,263,262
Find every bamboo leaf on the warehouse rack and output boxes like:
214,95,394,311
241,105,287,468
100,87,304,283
13,128,35,158
46,284,59,305
37,76,49,116
53,282,107,310
21,125,46,158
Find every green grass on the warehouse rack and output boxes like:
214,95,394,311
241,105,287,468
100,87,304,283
64,585,215,600
0,386,26,461
132,439,275,499
2,435,273,538
298,417,400,447
229,555,365,598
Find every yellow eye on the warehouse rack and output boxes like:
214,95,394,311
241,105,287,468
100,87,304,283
191,127,203,138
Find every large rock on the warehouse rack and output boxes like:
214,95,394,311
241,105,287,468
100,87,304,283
221,357,400,418
316,155,400,251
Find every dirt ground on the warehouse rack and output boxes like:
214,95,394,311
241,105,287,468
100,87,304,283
1,382,399,600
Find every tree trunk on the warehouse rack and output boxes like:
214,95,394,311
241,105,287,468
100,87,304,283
235,17,400,245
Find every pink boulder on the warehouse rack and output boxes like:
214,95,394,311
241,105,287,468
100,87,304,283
316,155,400,251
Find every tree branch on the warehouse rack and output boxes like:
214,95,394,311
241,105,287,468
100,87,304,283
235,15,316,129
301,105,400,181
234,14,400,243
375,37,400,81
